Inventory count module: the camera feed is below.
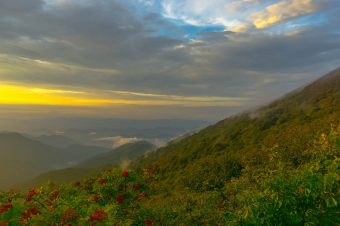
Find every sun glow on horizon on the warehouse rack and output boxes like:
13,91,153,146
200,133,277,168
0,83,247,107
0,83,140,106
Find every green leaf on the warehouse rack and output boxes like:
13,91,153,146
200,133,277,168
325,197,337,208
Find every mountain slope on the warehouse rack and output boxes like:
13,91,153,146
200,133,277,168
62,144,111,163
35,134,77,149
0,133,110,189
18,141,155,189
76,140,155,168
133,68,340,190
0,133,72,189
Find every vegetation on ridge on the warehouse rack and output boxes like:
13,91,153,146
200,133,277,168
0,70,339,225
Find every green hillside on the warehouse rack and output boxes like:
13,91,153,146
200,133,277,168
18,168,100,190
133,68,340,191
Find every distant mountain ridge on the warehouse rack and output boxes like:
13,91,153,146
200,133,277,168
35,134,77,148
17,140,155,189
0,133,110,189
77,140,155,168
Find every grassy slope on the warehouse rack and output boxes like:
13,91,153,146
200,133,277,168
133,68,340,191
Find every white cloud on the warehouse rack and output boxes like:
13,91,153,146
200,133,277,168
95,136,142,148
161,0,244,28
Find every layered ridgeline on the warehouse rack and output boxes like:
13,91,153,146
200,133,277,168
18,141,155,189
0,69,339,225
0,133,110,189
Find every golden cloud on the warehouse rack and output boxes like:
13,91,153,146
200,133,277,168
250,0,317,29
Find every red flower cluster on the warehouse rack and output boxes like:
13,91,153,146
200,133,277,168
133,183,141,190
21,206,40,220
98,178,106,185
91,195,100,202
0,203,12,214
47,201,54,207
25,189,38,202
89,210,107,222
0,221,8,226
145,219,154,226
121,171,129,177
117,195,123,204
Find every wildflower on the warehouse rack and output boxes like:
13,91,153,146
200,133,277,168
139,192,146,198
121,171,129,177
145,219,153,226
133,183,141,190
21,206,40,220
0,203,12,214
117,195,123,204
89,210,107,222
98,178,106,185
25,189,38,202
47,201,54,207
91,195,100,202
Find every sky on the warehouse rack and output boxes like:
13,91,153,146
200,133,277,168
0,0,339,120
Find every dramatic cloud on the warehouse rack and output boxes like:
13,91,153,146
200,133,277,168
0,0,339,120
250,0,317,29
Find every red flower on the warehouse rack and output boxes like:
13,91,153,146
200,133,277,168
139,192,146,198
98,178,106,185
91,195,100,202
89,210,107,222
47,201,54,207
121,171,129,177
117,195,123,204
25,189,38,202
145,219,153,226
0,203,12,214
21,206,40,220
133,183,141,190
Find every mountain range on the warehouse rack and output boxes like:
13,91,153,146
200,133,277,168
0,133,112,189
0,69,339,225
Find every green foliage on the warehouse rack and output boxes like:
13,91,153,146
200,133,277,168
0,128,339,225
